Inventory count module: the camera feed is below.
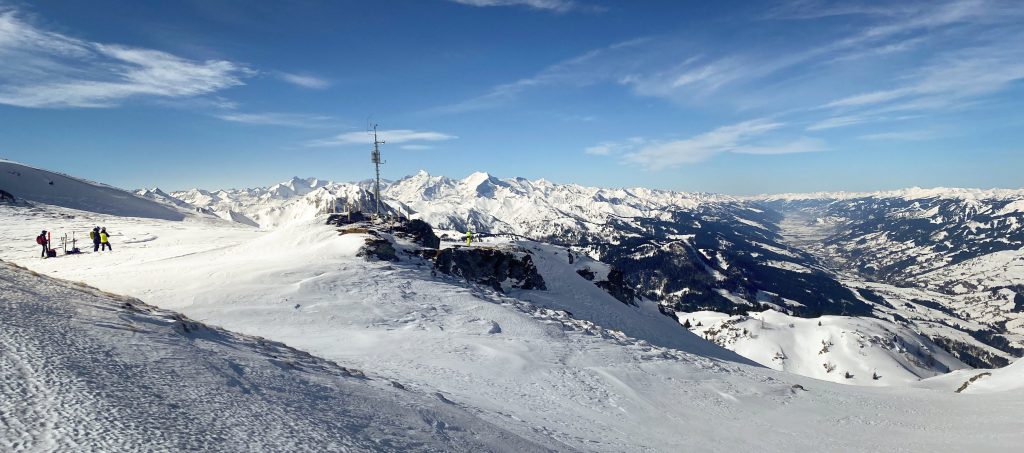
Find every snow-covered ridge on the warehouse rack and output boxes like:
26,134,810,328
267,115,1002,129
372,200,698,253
0,160,187,221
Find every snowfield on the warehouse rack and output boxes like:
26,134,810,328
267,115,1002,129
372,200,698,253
3,162,1024,451
1,203,1023,451
0,260,550,452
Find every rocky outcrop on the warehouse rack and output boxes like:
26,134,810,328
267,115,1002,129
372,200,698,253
434,247,546,292
594,269,638,306
327,211,371,226
576,266,638,306
358,237,398,261
392,219,441,249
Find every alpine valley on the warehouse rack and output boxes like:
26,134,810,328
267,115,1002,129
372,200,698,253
158,170,1024,372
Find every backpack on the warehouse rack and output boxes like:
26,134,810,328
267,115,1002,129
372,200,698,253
90,231,97,241
36,234,45,245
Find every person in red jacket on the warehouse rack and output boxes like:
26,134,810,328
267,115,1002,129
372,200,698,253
36,230,49,259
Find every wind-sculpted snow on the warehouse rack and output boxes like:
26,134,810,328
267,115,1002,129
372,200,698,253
0,160,185,220
0,260,552,452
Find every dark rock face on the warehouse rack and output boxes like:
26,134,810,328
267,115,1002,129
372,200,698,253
434,247,546,292
594,269,638,306
358,238,398,261
393,219,441,249
926,335,1011,369
576,268,596,281
326,211,371,226
0,189,14,202
587,211,868,318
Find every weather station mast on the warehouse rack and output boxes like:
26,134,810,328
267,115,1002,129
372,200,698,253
370,124,385,218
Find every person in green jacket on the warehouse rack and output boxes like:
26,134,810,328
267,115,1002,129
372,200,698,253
99,227,112,251
465,230,473,246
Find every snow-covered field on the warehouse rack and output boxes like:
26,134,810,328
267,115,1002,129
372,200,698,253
3,162,1024,451
2,201,1023,451
0,260,548,452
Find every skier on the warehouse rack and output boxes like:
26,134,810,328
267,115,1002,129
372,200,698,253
100,227,112,251
90,227,101,252
465,229,473,246
36,230,49,259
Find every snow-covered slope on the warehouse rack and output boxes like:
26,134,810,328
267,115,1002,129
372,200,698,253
0,160,186,220
681,310,967,386
0,260,549,452
4,195,1024,450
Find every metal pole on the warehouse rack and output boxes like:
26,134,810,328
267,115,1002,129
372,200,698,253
371,124,385,218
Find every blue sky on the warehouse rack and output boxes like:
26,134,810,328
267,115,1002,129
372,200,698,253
0,0,1022,194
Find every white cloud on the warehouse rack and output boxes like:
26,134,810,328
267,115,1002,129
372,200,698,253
400,144,435,150
622,119,822,169
432,38,648,113
859,130,938,141
306,129,457,147
806,115,870,131
822,52,1024,114
447,0,579,12
584,137,645,155
279,72,331,89
215,112,333,127
0,11,250,108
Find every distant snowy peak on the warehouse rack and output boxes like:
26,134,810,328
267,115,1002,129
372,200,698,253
168,177,392,229
136,187,194,209
266,176,330,199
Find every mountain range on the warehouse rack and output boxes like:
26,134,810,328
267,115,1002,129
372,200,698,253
130,169,1024,370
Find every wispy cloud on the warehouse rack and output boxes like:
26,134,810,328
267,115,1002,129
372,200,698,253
306,129,457,147
619,119,823,170
447,0,580,12
806,115,872,131
0,10,250,108
431,37,648,113
584,137,645,155
279,72,331,89
825,53,1024,110
215,112,334,127
859,130,939,141
400,144,435,150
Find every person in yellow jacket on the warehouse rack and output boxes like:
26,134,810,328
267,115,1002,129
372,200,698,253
465,230,473,246
99,227,112,251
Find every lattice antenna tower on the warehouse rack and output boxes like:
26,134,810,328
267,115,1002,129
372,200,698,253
370,124,385,217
